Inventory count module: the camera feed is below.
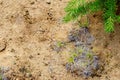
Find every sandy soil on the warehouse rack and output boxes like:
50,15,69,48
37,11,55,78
0,0,120,80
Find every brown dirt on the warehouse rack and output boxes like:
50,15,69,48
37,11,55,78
0,0,120,80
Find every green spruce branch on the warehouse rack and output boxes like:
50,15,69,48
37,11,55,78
64,0,120,32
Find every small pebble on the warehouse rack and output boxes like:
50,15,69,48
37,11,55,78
46,0,51,4
0,40,6,52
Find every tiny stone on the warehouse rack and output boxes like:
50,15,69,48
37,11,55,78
37,53,40,55
75,41,83,46
30,2,35,5
11,49,15,52
0,40,6,52
29,55,34,59
46,0,51,4
26,73,32,78
68,35,75,41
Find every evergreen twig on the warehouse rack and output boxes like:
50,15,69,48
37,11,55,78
64,0,120,32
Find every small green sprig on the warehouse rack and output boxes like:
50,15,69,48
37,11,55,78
103,0,116,32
